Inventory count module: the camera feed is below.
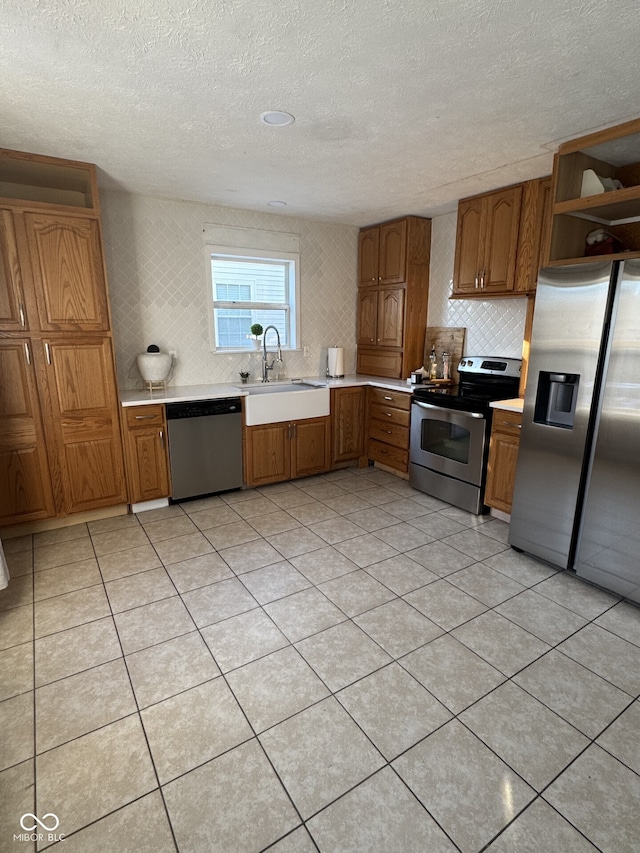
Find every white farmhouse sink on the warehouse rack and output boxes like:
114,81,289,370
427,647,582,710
238,383,330,426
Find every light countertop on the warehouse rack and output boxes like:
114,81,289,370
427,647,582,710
490,397,524,413
120,374,416,406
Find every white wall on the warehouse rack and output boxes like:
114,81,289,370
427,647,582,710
427,212,527,357
101,191,359,389
101,194,526,391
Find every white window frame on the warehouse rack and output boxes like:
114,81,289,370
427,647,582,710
204,231,301,353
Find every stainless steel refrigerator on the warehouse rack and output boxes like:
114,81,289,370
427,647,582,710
509,259,640,602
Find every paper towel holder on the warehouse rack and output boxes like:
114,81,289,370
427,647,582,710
327,346,345,378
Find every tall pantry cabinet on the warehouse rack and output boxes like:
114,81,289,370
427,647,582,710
356,216,431,380
0,149,126,527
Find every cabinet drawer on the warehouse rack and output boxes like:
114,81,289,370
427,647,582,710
368,387,412,411
125,405,165,429
369,402,410,427
491,409,522,437
367,439,408,473
368,419,409,450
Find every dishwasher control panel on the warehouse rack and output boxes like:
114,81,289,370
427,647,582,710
166,398,241,419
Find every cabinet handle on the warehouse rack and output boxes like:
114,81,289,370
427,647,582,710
481,269,486,289
24,342,31,365
19,303,25,327
159,429,164,447
44,342,51,365
475,273,479,289
499,420,522,429
386,429,392,434
383,395,393,401
135,414,156,419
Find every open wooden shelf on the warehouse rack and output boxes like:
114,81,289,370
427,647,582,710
0,148,98,212
548,119,640,263
548,250,640,266
554,184,640,224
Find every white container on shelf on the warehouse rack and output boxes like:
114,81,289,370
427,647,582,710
136,351,173,383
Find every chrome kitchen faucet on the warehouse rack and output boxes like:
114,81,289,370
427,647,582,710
262,325,283,382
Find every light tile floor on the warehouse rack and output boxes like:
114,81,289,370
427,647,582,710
1,466,640,852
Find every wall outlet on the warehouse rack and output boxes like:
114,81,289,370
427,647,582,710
303,346,310,357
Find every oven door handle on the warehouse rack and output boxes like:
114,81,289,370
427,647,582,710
413,400,485,419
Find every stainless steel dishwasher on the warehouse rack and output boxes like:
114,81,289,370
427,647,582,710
165,398,243,500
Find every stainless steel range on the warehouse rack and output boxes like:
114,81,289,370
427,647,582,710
409,356,521,514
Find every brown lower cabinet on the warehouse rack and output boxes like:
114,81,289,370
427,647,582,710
0,335,127,525
0,339,55,524
484,408,522,514
122,405,170,504
366,386,412,474
331,387,365,468
244,416,331,487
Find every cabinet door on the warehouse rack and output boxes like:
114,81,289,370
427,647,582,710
485,412,522,513
358,227,379,286
378,220,407,284
482,185,522,293
244,422,290,487
485,431,520,513
0,209,28,331
377,288,404,347
291,417,331,478
0,339,55,524
514,178,552,294
124,406,170,503
331,387,365,465
452,197,484,294
356,289,377,345
24,213,110,331
41,336,126,513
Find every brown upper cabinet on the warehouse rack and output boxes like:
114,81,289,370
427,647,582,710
453,185,522,296
548,117,640,265
358,219,408,286
452,178,551,298
22,213,110,332
356,215,431,380
0,208,28,331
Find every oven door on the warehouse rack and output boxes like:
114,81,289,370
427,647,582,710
410,400,487,486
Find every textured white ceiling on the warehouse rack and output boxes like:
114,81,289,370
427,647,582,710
1,0,639,225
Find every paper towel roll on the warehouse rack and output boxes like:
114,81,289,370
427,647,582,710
327,346,345,378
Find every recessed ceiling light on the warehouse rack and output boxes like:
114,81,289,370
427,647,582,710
267,200,287,207
260,111,295,126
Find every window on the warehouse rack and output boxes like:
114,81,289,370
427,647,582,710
206,239,300,351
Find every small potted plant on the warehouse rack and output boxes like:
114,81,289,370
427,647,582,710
239,370,251,384
249,323,263,349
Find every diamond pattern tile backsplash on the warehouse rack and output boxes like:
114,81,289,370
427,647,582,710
427,213,527,358
101,195,526,391
101,192,359,389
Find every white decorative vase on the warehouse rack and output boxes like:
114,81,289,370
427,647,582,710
136,352,173,383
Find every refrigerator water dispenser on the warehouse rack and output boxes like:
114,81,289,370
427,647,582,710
533,372,580,429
